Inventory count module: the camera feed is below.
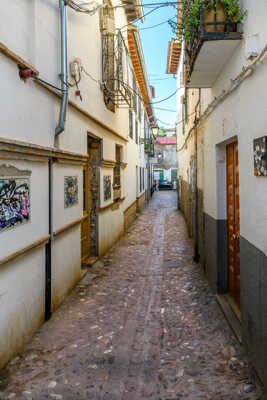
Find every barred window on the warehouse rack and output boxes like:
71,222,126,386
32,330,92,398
101,0,116,113
129,109,133,139
114,145,121,187
138,97,142,122
133,76,137,113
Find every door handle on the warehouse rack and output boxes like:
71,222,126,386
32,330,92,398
232,234,236,240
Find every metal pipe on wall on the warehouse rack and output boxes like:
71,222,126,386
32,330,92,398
45,159,54,321
55,0,68,136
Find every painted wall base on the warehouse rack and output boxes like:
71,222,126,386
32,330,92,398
124,201,137,232
204,213,228,294
137,192,146,213
240,236,267,386
203,214,267,388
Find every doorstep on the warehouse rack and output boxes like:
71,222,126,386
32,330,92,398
82,256,98,269
216,294,242,344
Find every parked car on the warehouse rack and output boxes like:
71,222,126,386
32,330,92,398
159,180,173,190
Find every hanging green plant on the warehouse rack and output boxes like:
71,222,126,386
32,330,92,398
222,0,247,23
170,0,247,42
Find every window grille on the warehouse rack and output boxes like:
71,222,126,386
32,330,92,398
135,119,138,144
129,109,133,139
101,30,132,110
133,76,137,113
138,97,142,122
114,145,121,187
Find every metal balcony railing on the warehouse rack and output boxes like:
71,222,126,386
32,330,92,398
102,31,132,109
184,1,242,84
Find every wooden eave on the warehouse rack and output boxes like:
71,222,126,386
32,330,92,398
127,26,153,122
166,39,182,75
122,0,142,22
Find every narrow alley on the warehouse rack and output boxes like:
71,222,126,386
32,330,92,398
0,192,263,400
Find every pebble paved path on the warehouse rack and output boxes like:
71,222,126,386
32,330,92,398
0,192,264,400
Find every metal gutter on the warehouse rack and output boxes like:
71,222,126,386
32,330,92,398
55,0,68,136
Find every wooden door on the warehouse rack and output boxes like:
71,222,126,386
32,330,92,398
88,140,100,257
81,165,90,265
226,142,240,308
81,137,101,266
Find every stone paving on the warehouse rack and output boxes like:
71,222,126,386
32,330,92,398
0,191,265,400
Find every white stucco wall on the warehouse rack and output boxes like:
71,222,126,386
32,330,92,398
0,0,137,368
0,0,129,149
177,0,267,256
0,247,45,368
201,0,267,255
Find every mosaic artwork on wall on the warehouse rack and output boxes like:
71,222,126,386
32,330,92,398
104,175,111,201
0,177,30,232
254,136,267,176
64,176,78,208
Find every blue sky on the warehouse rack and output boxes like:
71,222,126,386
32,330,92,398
136,2,177,129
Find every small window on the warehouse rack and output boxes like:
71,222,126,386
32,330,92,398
135,119,138,144
129,109,133,139
133,76,137,113
138,97,142,122
185,88,189,122
114,145,121,187
101,0,116,113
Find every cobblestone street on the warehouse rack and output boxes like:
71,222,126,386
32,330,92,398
0,192,264,400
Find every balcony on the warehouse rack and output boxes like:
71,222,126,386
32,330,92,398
102,32,132,109
141,137,155,157
184,2,242,88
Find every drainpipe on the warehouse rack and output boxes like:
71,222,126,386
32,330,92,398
45,159,54,321
193,89,201,262
55,0,68,136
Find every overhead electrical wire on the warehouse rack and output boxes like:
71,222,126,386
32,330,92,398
139,16,176,30
79,65,177,109
156,118,176,126
150,77,175,81
120,5,165,31
150,88,178,104
157,110,198,128
154,107,177,112
112,1,180,8
33,76,65,92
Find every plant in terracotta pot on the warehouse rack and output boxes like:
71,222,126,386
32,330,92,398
177,0,246,41
203,1,226,33
222,0,247,23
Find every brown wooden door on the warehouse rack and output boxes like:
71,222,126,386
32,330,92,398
81,165,90,265
81,137,101,266
88,140,100,257
226,142,240,308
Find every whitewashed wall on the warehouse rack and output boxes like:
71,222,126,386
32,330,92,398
201,0,267,255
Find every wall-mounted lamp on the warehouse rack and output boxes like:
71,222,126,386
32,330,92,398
151,125,159,138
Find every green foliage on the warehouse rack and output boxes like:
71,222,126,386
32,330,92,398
176,0,247,42
222,0,247,23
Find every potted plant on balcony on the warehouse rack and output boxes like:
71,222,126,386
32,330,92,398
179,0,246,41
204,1,226,32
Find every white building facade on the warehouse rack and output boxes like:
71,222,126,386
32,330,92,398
173,0,267,385
0,0,153,368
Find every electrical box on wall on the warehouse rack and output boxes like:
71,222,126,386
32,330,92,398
254,136,267,176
